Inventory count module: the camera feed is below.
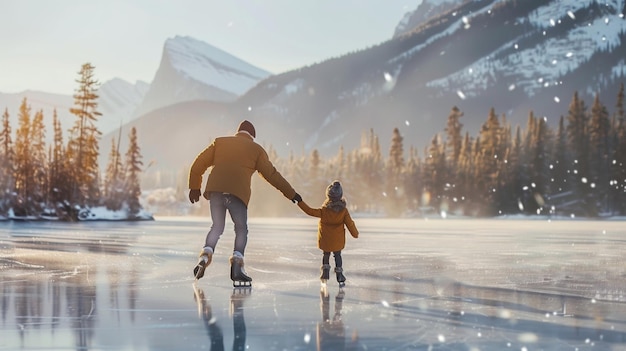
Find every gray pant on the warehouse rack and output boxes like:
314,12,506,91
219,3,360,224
204,192,248,255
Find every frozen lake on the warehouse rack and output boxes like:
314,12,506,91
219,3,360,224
1,217,626,350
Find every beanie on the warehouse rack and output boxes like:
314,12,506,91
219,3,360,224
237,120,256,138
326,181,343,201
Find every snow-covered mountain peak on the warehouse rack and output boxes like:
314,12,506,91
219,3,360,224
130,35,272,118
163,35,270,96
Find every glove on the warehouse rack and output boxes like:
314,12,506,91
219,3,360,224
189,189,201,203
291,193,302,203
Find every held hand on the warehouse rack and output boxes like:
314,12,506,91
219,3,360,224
291,193,302,203
189,189,201,203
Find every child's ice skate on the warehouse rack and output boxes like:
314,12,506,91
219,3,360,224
320,264,331,286
335,267,346,288
230,252,252,288
193,248,213,280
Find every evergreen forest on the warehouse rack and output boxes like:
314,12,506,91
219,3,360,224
245,84,626,218
0,63,145,221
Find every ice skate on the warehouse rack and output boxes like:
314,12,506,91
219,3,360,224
193,248,213,280
230,252,252,288
320,264,331,286
335,267,346,288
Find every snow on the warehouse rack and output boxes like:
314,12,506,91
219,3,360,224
426,0,626,98
77,206,154,221
4,206,154,221
165,36,271,96
2,217,626,350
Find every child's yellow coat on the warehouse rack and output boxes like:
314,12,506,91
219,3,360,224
298,200,359,252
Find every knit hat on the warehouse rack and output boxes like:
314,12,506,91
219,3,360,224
326,180,343,201
237,120,256,138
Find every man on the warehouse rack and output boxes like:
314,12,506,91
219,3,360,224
188,120,301,287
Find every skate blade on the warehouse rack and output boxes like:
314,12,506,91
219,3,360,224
338,282,346,288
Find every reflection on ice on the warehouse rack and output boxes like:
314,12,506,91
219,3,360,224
193,284,249,351
1,218,626,350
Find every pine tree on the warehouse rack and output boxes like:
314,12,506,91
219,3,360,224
364,129,384,212
610,83,626,214
103,137,124,210
588,93,611,214
385,127,406,215
67,63,102,207
351,134,372,211
444,106,464,212
404,146,422,213
565,91,591,215
124,127,143,217
456,132,474,215
551,116,570,196
31,109,48,208
475,107,502,215
307,149,326,205
506,126,525,213
13,98,35,216
388,128,405,173
522,111,550,214
445,106,464,166
334,145,345,180
529,113,552,214
48,109,71,215
0,108,14,214
495,116,518,214
423,134,446,213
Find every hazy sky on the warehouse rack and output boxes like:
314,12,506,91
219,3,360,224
0,0,421,95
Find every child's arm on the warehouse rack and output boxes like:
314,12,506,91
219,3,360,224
297,200,322,218
344,210,359,238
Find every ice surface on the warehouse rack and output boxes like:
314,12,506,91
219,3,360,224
1,217,626,350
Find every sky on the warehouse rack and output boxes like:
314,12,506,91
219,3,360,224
0,0,421,95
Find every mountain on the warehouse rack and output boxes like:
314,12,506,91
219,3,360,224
105,100,237,174
131,35,272,118
0,78,149,139
228,0,626,158
98,78,150,132
394,0,462,38
95,1,626,182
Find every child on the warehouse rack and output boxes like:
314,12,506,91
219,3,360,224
298,180,359,287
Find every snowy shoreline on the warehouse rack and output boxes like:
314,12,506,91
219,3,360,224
0,205,154,222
